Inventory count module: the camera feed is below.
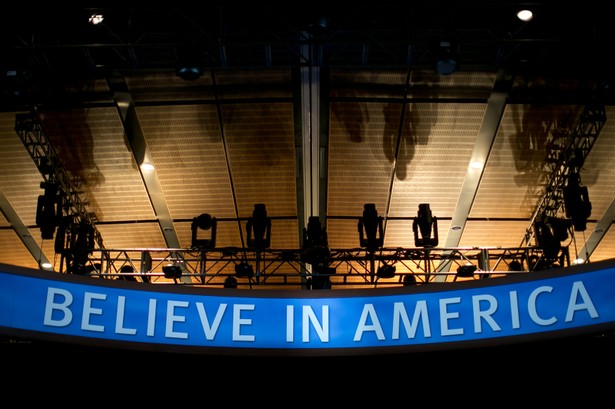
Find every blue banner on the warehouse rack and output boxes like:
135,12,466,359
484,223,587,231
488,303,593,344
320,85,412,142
1,260,614,355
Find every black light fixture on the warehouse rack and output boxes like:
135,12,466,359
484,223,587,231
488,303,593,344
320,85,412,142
247,204,271,249
358,203,384,249
36,181,62,240
376,263,396,279
413,203,439,247
434,39,459,75
235,262,254,278
456,264,477,278
508,260,524,271
120,265,137,281
403,274,417,286
563,171,592,232
175,47,204,81
191,213,217,249
140,251,152,283
534,216,562,263
224,276,238,288
176,65,204,81
162,264,183,279
301,216,330,266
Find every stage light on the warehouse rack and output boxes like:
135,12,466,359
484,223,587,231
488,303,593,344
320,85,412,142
403,274,417,286
358,203,384,249
534,216,563,262
140,251,152,283
163,264,183,279
235,262,254,278
120,265,137,281
36,181,62,240
301,216,330,265
191,213,217,248
457,264,477,278
508,260,524,271
563,172,592,232
247,204,271,249
413,203,439,247
224,276,238,288
376,263,396,279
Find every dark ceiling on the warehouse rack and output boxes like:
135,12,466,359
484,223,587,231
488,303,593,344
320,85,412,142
0,4,614,289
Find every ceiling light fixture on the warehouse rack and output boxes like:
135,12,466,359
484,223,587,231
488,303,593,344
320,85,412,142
434,40,459,75
88,14,104,25
376,263,396,279
516,10,533,22
457,264,477,278
235,262,254,278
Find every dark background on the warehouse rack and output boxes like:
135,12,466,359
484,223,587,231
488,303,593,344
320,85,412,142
3,331,613,404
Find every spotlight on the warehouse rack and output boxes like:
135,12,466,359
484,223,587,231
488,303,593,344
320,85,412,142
563,172,592,232
358,203,384,249
162,264,183,279
413,203,438,247
247,204,271,249
235,262,254,278
140,251,152,283
456,264,477,278
191,213,217,248
508,260,524,271
301,216,331,266
403,274,417,286
224,276,238,288
120,265,137,281
376,263,396,279
36,181,62,240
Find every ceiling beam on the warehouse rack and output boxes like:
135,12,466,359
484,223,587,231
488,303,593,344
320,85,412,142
0,189,53,270
577,201,615,263
434,69,513,280
106,72,193,282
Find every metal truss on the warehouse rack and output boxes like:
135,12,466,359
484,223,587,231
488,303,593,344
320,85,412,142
14,110,105,249
523,102,606,246
76,245,553,289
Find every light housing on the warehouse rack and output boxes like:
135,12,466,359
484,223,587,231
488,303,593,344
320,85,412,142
376,263,396,279
162,264,182,279
456,264,477,278
235,262,254,278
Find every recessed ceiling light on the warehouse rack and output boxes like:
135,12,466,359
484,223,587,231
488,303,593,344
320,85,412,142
516,10,533,22
470,161,483,169
451,225,462,231
141,163,155,171
88,14,104,25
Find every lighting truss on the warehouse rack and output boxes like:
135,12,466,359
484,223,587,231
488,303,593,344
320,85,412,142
77,245,551,289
